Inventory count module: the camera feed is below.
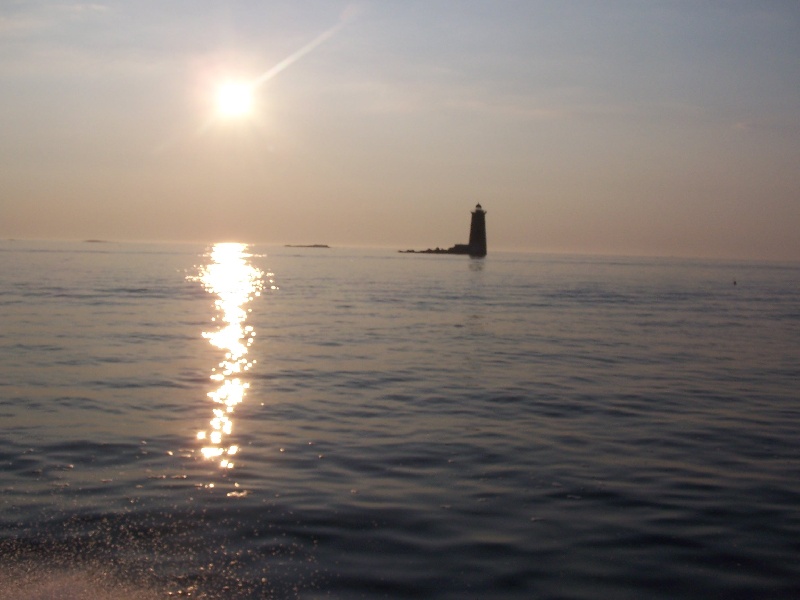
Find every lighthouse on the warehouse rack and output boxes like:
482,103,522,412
468,203,487,257
398,203,488,256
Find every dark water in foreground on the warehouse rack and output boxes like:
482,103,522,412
1,241,799,599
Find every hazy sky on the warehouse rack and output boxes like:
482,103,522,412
1,1,798,259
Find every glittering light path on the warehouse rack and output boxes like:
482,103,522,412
189,243,266,470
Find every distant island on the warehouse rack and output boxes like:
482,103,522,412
83,239,109,243
400,204,487,257
399,245,472,255
284,244,330,248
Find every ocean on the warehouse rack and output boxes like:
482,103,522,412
1,240,798,599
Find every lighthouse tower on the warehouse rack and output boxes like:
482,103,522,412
468,203,487,257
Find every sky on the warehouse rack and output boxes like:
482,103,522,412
1,1,799,260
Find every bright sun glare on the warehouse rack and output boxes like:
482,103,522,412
216,81,254,118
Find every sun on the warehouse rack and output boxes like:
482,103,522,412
215,81,254,118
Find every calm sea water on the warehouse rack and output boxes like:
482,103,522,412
1,240,799,599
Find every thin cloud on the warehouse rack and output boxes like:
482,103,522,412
0,2,108,33
60,3,109,13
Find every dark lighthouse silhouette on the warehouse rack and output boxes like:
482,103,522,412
400,204,487,257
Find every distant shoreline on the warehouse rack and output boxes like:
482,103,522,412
399,246,471,255
284,244,330,248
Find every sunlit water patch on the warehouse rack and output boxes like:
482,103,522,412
188,243,267,477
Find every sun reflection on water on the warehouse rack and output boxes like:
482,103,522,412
189,243,266,470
